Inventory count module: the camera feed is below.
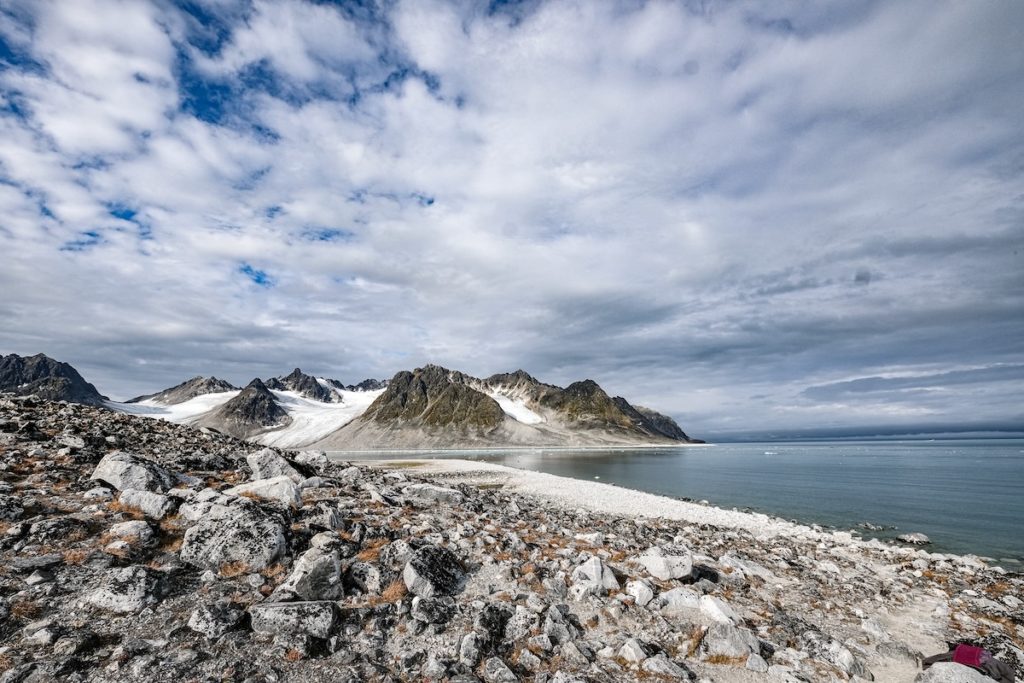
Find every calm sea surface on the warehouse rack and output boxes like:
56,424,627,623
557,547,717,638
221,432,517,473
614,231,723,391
332,439,1024,568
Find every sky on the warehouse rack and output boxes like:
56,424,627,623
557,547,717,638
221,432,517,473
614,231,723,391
1,0,1022,439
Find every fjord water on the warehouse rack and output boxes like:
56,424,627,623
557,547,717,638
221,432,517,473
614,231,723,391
342,439,1024,568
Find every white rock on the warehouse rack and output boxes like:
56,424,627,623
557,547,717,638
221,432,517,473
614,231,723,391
657,587,701,616
294,450,328,467
118,489,175,519
619,638,648,664
638,545,693,581
916,662,992,682
626,579,655,607
272,546,343,600
87,567,158,613
700,594,741,624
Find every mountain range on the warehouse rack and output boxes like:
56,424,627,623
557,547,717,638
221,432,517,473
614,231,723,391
0,353,701,449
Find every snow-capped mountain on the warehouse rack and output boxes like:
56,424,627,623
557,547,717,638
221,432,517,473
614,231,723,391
111,368,387,449
313,365,700,450
1,353,699,449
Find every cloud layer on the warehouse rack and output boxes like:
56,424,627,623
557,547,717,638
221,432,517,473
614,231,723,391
1,0,1022,437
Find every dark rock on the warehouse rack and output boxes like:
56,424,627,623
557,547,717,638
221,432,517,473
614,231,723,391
403,544,466,598
0,353,104,406
249,601,339,639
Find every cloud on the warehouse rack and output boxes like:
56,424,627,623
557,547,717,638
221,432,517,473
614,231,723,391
0,0,1022,438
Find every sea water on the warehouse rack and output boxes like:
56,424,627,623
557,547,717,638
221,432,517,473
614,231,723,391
333,439,1024,568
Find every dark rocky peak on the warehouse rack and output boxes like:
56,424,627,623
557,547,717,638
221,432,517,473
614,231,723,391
201,378,291,438
0,353,105,406
265,368,336,403
346,378,388,392
632,405,698,442
484,369,541,389
128,376,238,405
361,366,504,431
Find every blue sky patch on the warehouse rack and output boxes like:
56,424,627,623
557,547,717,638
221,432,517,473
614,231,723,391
239,263,275,288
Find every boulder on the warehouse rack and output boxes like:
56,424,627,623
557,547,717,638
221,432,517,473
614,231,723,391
272,546,343,601
106,520,154,546
86,567,159,613
224,476,301,506
626,579,655,607
179,503,286,571
403,545,465,598
641,653,691,678
118,489,176,519
916,663,992,683
619,638,650,664
699,594,741,624
637,545,693,581
294,450,328,468
701,623,759,659
187,602,245,639
656,587,701,616
0,494,24,521
347,561,382,594
249,601,339,639
411,595,457,624
402,483,465,506
90,451,176,492
569,556,619,601
482,657,518,683
899,532,931,545
246,448,303,483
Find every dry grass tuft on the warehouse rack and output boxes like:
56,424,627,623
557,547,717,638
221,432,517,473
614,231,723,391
107,500,145,520
356,537,389,562
379,578,408,603
219,560,251,578
705,654,747,665
63,548,91,565
10,600,42,619
283,648,304,662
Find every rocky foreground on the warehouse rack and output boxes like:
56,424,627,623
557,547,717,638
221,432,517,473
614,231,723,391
0,396,1021,683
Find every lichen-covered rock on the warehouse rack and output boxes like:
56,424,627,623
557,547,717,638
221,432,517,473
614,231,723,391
411,595,457,624
224,475,301,506
107,520,154,546
179,503,286,571
403,544,465,598
246,448,304,483
0,494,24,521
86,566,160,613
187,602,245,639
90,451,177,492
482,656,518,683
402,483,465,506
249,601,339,639
271,546,343,601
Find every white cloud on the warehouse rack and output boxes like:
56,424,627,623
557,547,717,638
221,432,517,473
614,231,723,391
0,0,1021,436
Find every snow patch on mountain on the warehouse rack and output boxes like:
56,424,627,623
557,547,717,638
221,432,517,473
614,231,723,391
255,388,385,448
108,391,241,422
486,390,544,425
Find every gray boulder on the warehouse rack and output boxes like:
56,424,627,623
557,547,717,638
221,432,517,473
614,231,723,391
118,489,176,519
187,602,245,639
701,622,759,659
90,451,176,492
916,663,992,682
86,566,160,613
482,657,518,683
411,595,457,624
403,545,466,598
271,546,343,601
249,601,339,639
402,483,465,506
179,503,286,571
246,448,303,483
224,476,301,506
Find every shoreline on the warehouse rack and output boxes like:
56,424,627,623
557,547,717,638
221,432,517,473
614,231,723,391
361,457,1007,568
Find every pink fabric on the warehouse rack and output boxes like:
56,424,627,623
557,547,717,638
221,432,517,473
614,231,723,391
953,644,985,667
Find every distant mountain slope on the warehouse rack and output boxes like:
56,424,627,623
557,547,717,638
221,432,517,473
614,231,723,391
0,353,105,406
194,378,292,439
128,376,238,405
313,364,699,450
